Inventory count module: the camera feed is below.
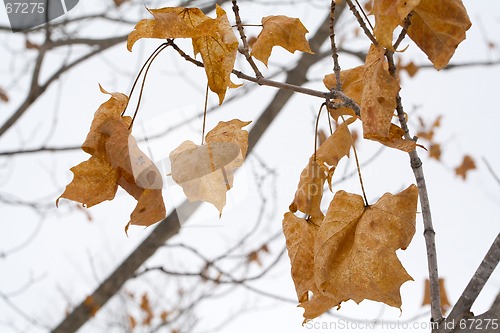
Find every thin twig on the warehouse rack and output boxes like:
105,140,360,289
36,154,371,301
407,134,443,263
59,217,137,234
329,0,342,91
385,50,443,322
231,0,264,79
345,0,377,45
393,12,413,50
445,233,500,327
482,157,500,187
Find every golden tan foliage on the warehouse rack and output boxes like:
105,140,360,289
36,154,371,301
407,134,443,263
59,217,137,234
407,0,471,70
169,120,250,214
307,185,418,320
251,15,313,66
429,144,441,161
0,86,8,103
422,278,451,313
83,296,100,317
58,86,166,232
290,120,353,221
455,155,476,180
140,293,154,325
361,45,400,141
372,0,421,49
282,212,320,303
127,6,238,104
193,6,239,104
323,66,364,121
127,7,216,51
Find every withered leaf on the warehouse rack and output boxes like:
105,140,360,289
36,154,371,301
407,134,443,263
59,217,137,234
407,0,471,70
361,44,400,141
370,123,417,152
251,15,313,66
290,119,353,221
127,7,216,51
323,66,364,121
169,120,251,214
58,86,166,231
372,0,421,49
429,143,441,160
192,5,239,104
312,185,418,320
455,155,476,180
422,278,451,313
282,213,340,322
0,86,8,103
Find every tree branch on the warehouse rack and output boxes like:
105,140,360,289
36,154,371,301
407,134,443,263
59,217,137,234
443,233,500,331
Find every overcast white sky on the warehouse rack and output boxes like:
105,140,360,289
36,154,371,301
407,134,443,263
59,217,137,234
0,1,499,332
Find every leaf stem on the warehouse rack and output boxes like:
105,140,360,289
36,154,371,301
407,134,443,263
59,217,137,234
201,83,209,145
124,42,168,117
128,43,169,129
341,115,368,206
313,102,327,163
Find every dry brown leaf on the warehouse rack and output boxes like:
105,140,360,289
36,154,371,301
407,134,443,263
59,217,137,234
429,144,441,160
251,15,313,66
282,212,320,303
140,293,154,325
127,7,217,51
0,86,8,103
205,119,251,158
422,278,451,313
455,155,476,180
58,86,166,232
361,44,400,141
169,120,250,214
372,0,421,49
407,0,471,70
192,5,239,104
371,123,417,152
290,120,353,220
311,185,418,320
100,119,163,190
323,66,364,121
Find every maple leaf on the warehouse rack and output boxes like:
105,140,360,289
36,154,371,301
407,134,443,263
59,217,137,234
455,155,476,180
251,15,313,66
323,66,364,121
290,119,353,221
370,123,417,152
192,5,239,104
422,278,451,313
311,185,418,320
127,7,217,51
169,120,251,214
407,0,471,70
361,44,400,141
0,86,8,103
372,0,421,49
429,144,441,160
58,86,166,232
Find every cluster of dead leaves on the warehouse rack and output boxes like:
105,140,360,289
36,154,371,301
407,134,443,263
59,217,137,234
57,86,166,233
283,116,419,322
372,0,471,70
324,45,417,152
57,86,250,231
416,115,476,179
127,5,312,104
